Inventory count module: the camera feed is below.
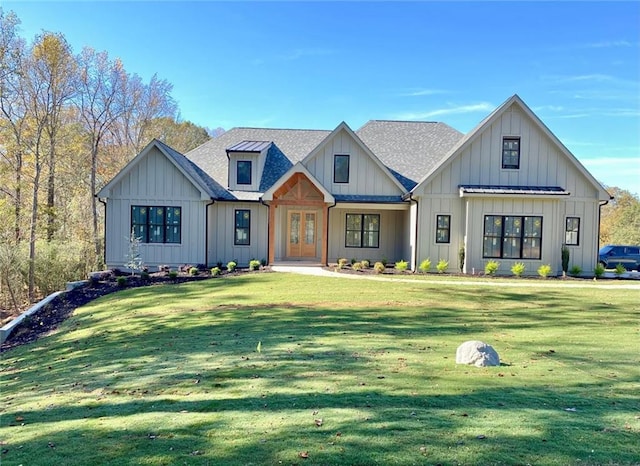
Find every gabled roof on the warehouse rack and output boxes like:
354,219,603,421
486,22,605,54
302,121,408,193
356,120,464,190
410,94,611,201
262,162,334,203
186,127,331,196
97,139,228,200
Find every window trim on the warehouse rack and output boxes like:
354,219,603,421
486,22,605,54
236,160,252,185
345,213,380,248
234,209,251,246
333,154,350,184
435,214,451,244
565,217,580,246
502,136,521,169
482,214,542,259
131,205,181,244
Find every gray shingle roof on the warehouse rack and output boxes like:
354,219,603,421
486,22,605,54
356,121,464,190
186,128,331,199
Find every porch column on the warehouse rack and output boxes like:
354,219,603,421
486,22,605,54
268,203,276,264
321,205,329,265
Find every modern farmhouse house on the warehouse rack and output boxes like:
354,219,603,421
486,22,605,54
97,95,611,276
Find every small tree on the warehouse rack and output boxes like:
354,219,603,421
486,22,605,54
124,228,144,275
561,245,570,275
458,245,465,273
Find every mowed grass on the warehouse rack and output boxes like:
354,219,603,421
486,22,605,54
1,273,639,466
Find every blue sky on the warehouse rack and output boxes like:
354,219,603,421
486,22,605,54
4,1,640,194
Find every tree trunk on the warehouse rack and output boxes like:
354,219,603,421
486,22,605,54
46,144,56,241
91,142,101,267
28,160,42,302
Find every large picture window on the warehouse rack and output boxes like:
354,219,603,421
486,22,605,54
235,209,251,245
502,137,520,169
436,215,451,243
131,206,181,244
346,213,379,248
334,154,350,183
483,215,542,259
237,160,252,185
565,217,580,246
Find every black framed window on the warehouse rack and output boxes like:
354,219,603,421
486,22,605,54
483,215,542,259
436,215,451,243
235,209,251,245
237,160,252,185
565,217,580,246
346,213,379,248
131,206,181,244
502,137,520,169
334,154,350,183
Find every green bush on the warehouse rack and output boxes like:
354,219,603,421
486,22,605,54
593,263,605,278
569,265,582,277
350,258,357,265
337,258,349,269
394,260,408,272
458,245,465,273
249,260,261,271
561,245,570,273
116,276,127,287
511,262,526,277
419,258,431,273
373,261,385,274
140,271,150,281
360,260,370,269
436,259,448,274
227,261,237,272
614,263,627,276
189,267,199,276
485,260,500,275
168,270,178,279
352,261,363,271
537,264,552,278
210,267,221,276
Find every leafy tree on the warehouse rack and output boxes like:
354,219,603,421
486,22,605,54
600,186,640,246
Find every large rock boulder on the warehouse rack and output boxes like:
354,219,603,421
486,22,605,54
456,340,500,367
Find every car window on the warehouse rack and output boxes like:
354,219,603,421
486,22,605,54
629,247,640,254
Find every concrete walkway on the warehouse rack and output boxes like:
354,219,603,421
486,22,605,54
270,265,640,290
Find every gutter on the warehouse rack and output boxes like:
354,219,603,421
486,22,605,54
326,199,337,266
205,199,216,267
98,197,107,267
259,197,271,265
406,193,419,272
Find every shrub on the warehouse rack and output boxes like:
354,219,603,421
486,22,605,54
373,261,385,274
436,259,448,274
593,263,605,279
352,261,363,271
537,264,552,278
511,262,526,277
189,267,199,276
168,270,178,279
216,261,223,269
614,263,626,276
337,258,349,269
485,260,500,275
395,260,408,272
561,245,570,273
569,265,582,277
458,245,465,273
260,258,267,267
210,267,221,276
360,260,370,269
381,258,388,267
116,276,127,287
350,258,357,265
140,271,150,281
419,258,431,273
249,260,261,271
227,261,237,272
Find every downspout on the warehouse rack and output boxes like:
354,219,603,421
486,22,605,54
205,199,215,267
98,196,107,269
597,196,611,258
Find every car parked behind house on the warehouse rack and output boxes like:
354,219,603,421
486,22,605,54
598,245,640,271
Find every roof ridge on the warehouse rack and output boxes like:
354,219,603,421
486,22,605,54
228,126,332,132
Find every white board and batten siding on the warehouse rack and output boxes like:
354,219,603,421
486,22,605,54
414,103,604,276
303,128,404,197
103,147,208,270
208,202,269,267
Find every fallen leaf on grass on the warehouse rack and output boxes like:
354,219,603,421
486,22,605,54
564,407,577,412
314,419,323,427
476,435,486,440
298,451,309,459
190,450,203,456
15,416,24,422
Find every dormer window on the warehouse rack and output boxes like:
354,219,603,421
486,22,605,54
237,160,252,185
334,154,350,183
502,137,520,169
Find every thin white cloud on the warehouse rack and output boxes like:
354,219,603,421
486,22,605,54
399,88,450,97
252,48,334,66
395,102,494,120
584,40,636,48
545,107,640,119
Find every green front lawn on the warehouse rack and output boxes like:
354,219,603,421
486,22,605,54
1,274,639,465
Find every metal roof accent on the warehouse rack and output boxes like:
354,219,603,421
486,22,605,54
226,140,272,153
459,185,570,196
